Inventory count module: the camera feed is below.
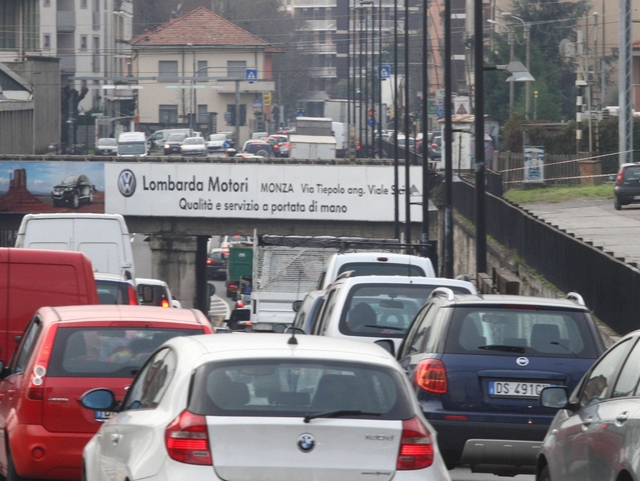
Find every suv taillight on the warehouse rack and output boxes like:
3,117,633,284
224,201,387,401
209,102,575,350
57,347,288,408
27,326,58,401
617,168,625,183
397,416,434,470
165,410,212,465
128,284,139,305
415,359,447,394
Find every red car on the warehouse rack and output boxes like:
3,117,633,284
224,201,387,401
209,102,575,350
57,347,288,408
0,305,213,481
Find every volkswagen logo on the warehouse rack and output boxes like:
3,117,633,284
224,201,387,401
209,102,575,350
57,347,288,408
297,433,315,453
118,169,136,197
516,357,529,366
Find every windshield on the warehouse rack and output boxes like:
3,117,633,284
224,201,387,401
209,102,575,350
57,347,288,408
209,134,227,141
184,137,203,145
338,283,472,338
167,134,186,142
118,143,146,155
188,359,412,419
98,138,117,146
445,306,599,358
61,175,79,184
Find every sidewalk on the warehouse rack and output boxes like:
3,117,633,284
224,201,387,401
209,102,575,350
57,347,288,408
522,198,640,268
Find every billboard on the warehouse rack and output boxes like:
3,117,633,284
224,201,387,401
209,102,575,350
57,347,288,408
0,162,106,213
524,146,545,183
106,163,424,222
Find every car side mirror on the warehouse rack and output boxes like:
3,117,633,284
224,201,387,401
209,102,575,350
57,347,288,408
374,339,395,356
540,386,572,410
81,388,119,412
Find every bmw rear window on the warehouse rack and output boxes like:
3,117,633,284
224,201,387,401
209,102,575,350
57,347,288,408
337,262,426,277
444,306,599,359
188,359,412,420
47,327,204,377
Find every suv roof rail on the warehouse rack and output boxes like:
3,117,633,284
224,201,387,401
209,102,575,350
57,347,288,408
566,292,585,306
429,287,455,301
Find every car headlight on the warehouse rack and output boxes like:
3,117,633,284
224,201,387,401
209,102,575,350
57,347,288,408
165,144,170,149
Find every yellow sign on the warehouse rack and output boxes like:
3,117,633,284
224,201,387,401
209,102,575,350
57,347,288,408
263,92,272,107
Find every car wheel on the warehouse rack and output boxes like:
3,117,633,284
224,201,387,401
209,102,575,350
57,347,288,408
7,446,26,481
256,149,269,157
614,196,622,210
441,451,460,471
538,465,551,481
72,192,80,209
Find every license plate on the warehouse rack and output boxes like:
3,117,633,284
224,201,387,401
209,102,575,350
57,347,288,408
634,195,640,200
488,381,552,398
95,411,116,422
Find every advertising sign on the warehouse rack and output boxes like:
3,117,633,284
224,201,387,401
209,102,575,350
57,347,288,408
524,146,545,183
0,161,105,213
106,163,423,222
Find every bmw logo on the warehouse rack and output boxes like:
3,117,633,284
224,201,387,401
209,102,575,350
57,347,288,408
516,357,529,366
297,433,315,453
118,169,136,197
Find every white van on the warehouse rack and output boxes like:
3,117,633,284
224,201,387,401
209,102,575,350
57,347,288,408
117,132,147,157
310,275,477,353
317,252,436,290
15,213,136,280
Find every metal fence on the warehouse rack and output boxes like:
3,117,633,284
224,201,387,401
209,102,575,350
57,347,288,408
453,178,640,336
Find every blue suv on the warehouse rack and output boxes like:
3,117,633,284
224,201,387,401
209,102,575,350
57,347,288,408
396,289,606,476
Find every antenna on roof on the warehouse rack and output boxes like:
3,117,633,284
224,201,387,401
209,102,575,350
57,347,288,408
287,329,298,345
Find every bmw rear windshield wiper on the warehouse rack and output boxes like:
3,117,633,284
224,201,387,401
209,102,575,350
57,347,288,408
303,410,381,423
363,324,405,332
478,345,526,353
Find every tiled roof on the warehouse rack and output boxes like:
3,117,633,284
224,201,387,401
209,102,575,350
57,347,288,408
131,6,271,48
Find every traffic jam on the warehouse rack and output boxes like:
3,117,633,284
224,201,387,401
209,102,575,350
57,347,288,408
0,214,624,481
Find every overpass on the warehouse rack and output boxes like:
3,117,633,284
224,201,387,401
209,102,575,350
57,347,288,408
0,155,438,314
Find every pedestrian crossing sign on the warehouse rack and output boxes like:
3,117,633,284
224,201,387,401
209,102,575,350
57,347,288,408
245,68,258,83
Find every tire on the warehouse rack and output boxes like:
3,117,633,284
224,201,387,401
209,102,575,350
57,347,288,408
7,447,26,481
538,465,551,481
256,149,269,158
441,451,460,471
72,192,80,209
614,196,622,210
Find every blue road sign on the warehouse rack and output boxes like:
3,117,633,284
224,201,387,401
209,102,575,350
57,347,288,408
245,68,258,83
378,65,391,80
367,118,377,127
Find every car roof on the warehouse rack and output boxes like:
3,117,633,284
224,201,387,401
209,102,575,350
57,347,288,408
330,252,430,262
434,292,589,310
94,272,128,281
37,305,208,325
330,275,476,291
168,332,397,364
135,278,169,287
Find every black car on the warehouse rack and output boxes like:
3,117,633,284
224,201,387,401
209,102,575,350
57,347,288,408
163,133,188,155
51,174,94,208
613,162,640,210
207,248,229,280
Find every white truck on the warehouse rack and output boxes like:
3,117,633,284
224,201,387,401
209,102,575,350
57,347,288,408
289,134,336,160
250,235,426,331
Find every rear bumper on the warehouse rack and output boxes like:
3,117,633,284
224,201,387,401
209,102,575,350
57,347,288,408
10,424,94,480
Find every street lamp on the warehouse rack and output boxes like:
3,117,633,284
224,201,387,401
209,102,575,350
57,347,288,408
487,19,515,112
501,12,531,119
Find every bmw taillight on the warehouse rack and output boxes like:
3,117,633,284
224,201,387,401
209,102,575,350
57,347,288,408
617,168,625,183
28,327,58,401
415,359,447,394
128,284,139,305
397,416,434,470
165,410,212,465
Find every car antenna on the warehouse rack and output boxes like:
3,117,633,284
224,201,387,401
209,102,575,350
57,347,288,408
288,329,298,345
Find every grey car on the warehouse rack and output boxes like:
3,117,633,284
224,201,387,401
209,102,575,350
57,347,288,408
613,162,640,210
428,135,442,161
538,329,640,481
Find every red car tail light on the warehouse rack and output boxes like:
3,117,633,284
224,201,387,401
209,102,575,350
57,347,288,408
617,168,625,183
161,298,170,308
165,410,212,465
206,258,213,265
397,416,434,470
415,359,447,394
28,326,58,400
128,284,139,305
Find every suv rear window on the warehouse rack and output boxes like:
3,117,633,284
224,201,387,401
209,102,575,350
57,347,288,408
444,306,598,359
48,327,204,377
338,283,472,338
188,360,412,419
623,166,640,181
337,262,426,277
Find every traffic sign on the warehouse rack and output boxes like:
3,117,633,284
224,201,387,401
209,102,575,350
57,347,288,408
367,118,377,127
368,108,377,118
245,68,258,83
378,65,391,80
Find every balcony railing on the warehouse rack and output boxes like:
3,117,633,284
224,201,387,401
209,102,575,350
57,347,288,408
308,66,337,78
293,0,336,7
56,11,76,33
59,55,76,73
300,19,336,31
308,43,336,54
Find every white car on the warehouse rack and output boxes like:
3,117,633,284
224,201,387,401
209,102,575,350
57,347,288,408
136,277,182,308
205,133,233,153
81,334,451,481
180,136,206,156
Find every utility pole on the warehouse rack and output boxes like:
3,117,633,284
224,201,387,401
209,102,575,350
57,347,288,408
443,0,453,277
619,0,633,166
